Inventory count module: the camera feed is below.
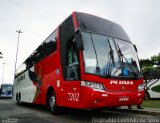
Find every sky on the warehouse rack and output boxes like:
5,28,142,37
0,0,160,84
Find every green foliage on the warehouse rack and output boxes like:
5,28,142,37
139,59,153,68
151,54,160,65
140,53,160,80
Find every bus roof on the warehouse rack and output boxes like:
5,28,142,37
75,12,131,42
1,83,13,86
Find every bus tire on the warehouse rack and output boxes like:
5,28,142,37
145,91,150,100
16,93,19,104
16,92,21,105
47,90,59,115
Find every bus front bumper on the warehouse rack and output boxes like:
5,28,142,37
79,89,144,109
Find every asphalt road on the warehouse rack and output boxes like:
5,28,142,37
0,99,159,123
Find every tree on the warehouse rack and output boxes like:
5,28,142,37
140,53,160,80
139,58,153,68
151,54,160,65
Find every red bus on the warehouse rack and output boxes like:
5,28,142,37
13,12,144,115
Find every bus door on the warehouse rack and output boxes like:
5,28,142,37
65,39,81,107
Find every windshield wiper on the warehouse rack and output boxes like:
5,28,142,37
105,39,115,77
90,34,100,74
108,39,115,67
117,43,138,79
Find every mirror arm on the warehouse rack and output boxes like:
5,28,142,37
134,44,138,52
75,33,84,51
75,28,82,34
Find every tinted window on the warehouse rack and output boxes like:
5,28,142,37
15,63,26,78
15,30,57,78
25,30,57,68
66,38,80,80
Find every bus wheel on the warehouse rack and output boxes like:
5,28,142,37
16,93,21,105
145,92,150,100
48,91,59,115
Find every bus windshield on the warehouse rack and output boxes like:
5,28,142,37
1,85,12,94
82,32,142,78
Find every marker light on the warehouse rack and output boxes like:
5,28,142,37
138,84,145,91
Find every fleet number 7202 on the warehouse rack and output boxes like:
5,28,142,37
68,93,79,101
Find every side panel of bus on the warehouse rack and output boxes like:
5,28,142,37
14,69,37,103
33,48,62,105
14,29,61,105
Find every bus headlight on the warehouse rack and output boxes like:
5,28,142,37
81,81,105,91
138,84,144,91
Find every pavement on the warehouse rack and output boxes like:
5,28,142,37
0,99,160,123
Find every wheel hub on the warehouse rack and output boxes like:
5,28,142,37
50,96,55,108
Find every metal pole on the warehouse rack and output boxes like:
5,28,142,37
2,63,5,84
14,30,23,78
0,53,3,85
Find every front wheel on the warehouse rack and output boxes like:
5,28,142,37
145,91,150,100
16,93,21,105
47,91,59,115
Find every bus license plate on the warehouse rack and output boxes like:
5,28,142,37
119,96,129,102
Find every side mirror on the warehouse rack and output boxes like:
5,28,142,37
133,44,138,52
75,34,84,51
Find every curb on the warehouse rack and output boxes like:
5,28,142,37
107,108,160,116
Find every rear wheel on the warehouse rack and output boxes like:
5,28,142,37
16,93,21,105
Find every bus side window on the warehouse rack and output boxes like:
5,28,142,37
28,69,37,82
66,38,80,80
43,40,56,56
